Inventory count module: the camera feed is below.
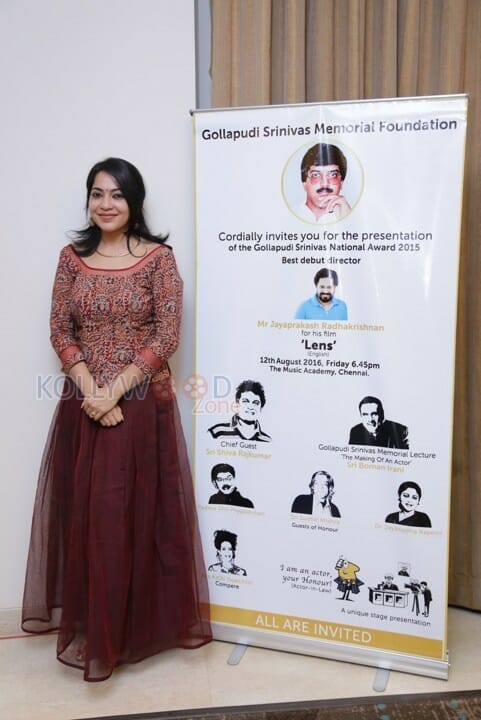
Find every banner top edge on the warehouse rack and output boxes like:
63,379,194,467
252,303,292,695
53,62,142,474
190,93,468,116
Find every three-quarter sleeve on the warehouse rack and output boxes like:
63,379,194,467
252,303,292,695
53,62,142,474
132,247,183,379
50,246,86,372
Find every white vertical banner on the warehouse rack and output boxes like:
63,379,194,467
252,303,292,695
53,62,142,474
193,95,467,678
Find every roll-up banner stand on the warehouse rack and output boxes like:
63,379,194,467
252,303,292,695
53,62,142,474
192,95,467,679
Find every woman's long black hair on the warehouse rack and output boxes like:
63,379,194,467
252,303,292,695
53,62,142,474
72,157,169,256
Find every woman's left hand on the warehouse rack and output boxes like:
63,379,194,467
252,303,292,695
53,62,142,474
81,388,119,421
99,406,124,427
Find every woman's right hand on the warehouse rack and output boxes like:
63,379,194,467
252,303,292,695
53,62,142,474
99,406,124,427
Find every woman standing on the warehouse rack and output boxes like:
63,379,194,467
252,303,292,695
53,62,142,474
22,158,211,681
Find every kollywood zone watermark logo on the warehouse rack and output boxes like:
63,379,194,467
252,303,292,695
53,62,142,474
181,374,237,414
36,373,236,415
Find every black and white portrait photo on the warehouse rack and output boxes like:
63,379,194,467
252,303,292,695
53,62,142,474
207,530,247,576
385,481,431,527
208,380,271,442
208,463,254,508
291,470,341,517
349,396,409,449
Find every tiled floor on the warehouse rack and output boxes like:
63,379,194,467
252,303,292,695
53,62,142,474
0,607,479,720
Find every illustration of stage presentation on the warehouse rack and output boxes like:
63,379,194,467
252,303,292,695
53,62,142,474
192,95,467,678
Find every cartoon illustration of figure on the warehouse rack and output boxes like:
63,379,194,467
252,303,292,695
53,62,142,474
334,556,364,601
405,579,422,615
420,581,432,617
377,573,398,590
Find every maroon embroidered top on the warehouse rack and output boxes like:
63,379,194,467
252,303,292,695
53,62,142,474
50,244,183,386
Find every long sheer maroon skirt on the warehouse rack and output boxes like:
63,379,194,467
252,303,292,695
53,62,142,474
22,378,211,681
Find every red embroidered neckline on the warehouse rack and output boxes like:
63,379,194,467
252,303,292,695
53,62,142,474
68,244,166,274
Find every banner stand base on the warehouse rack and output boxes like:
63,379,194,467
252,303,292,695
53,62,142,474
214,625,449,679
227,643,248,666
373,668,390,692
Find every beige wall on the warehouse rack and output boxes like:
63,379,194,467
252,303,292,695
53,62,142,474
0,0,196,613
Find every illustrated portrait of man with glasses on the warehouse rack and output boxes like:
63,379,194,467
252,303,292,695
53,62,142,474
297,142,351,222
208,463,254,508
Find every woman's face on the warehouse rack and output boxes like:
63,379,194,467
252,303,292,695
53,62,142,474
219,541,234,564
88,171,130,234
399,487,420,512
